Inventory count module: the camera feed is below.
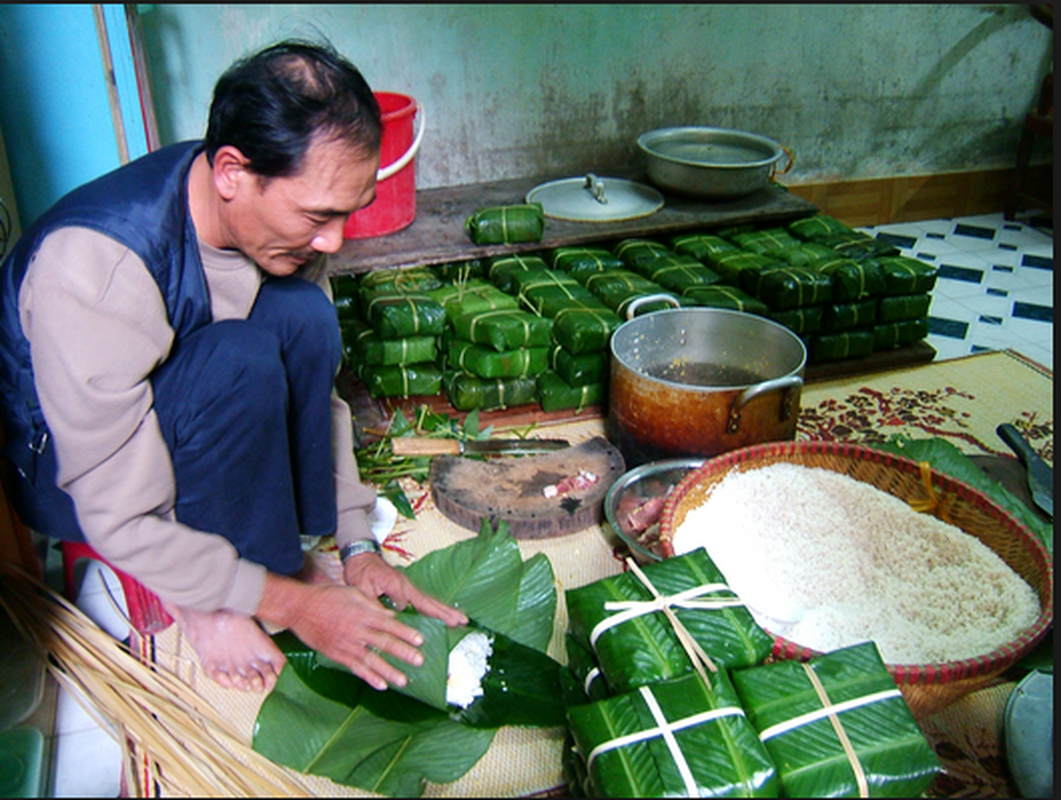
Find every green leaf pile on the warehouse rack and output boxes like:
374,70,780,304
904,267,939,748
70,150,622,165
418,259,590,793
252,519,563,796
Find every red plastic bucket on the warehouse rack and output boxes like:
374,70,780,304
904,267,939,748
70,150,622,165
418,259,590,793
343,92,423,239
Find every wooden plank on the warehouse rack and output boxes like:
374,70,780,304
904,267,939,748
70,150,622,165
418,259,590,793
329,177,818,276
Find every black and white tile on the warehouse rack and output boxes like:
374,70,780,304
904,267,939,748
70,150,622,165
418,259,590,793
860,213,1054,369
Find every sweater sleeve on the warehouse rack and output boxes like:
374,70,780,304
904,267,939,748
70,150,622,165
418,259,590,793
302,258,378,548
19,228,266,615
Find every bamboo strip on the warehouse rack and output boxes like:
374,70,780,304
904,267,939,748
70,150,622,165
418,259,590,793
0,563,313,798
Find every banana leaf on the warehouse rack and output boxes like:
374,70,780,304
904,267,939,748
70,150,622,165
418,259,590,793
360,266,444,295
350,330,438,367
254,659,495,797
550,246,626,281
819,300,877,334
487,254,551,293
551,305,623,355
252,521,562,796
731,642,940,798
519,284,603,318
613,238,675,270
566,548,774,695
810,256,887,302
635,255,723,294
787,213,855,241
537,371,605,413
444,372,539,411
668,233,740,264
816,232,901,261
877,293,931,323
465,203,545,245
713,251,781,286
366,295,448,339
746,267,833,310
871,255,939,295
425,278,519,319
567,671,779,798
549,345,608,387
451,308,554,352
682,284,770,316
872,319,929,351
808,330,875,362
730,227,802,256
448,340,550,379
431,258,487,281
769,305,823,335
772,242,838,267
361,363,443,398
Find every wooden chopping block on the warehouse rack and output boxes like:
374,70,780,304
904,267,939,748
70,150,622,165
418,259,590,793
429,436,626,538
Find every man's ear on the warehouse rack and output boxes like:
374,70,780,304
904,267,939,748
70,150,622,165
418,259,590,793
211,145,252,201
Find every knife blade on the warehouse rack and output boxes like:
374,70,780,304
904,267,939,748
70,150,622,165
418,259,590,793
390,437,570,457
997,423,1053,519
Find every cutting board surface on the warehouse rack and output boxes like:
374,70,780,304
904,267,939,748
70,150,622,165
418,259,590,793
429,436,626,538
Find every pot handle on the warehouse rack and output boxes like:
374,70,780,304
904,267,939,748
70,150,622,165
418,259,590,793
727,374,803,434
625,293,681,319
769,145,795,180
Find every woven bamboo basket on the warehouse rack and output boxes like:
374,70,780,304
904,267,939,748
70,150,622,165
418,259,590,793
657,440,1054,718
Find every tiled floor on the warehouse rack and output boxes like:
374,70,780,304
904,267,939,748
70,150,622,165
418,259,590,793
42,213,1053,798
859,212,1054,370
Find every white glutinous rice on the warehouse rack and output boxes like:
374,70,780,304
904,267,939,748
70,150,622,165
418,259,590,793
671,463,1040,665
446,631,493,709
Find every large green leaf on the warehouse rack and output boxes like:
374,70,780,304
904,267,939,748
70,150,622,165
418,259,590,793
254,665,494,797
253,521,561,796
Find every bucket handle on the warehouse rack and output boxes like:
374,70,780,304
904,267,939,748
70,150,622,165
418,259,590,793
726,374,803,434
377,104,425,181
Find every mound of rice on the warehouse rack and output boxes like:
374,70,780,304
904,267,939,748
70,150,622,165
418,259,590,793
671,463,1040,665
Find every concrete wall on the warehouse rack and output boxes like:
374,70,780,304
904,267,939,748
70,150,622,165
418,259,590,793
139,3,1053,190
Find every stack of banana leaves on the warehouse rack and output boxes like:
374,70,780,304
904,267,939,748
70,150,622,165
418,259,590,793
559,548,942,797
252,520,565,797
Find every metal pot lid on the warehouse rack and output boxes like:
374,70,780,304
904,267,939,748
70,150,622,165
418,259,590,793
525,173,664,222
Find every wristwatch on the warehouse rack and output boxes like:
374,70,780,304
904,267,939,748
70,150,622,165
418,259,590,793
339,539,382,563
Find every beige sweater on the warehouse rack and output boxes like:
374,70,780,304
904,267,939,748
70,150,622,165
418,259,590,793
18,227,377,615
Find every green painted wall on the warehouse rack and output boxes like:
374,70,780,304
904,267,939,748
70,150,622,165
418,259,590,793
138,3,1052,189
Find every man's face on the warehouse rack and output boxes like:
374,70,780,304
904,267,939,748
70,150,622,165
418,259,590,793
225,136,379,276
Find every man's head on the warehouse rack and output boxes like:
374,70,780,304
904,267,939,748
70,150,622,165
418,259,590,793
205,39,382,177
202,40,383,275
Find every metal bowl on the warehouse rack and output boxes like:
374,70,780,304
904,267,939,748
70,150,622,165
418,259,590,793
637,126,786,199
603,458,704,564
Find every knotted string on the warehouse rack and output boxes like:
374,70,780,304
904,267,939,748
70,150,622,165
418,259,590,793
908,461,955,523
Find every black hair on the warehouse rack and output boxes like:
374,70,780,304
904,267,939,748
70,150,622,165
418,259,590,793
204,39,382,177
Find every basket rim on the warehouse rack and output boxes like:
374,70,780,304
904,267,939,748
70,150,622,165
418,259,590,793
657,439,1055,683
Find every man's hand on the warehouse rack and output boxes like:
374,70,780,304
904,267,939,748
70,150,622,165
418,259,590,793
256,558,467,692
343,552,468,628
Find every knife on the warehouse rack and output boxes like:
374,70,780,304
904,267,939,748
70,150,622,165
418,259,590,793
997,423,1053,519
391,437,570,457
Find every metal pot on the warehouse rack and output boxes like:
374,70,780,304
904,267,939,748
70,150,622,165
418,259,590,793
607,297,806,467
637,127,791,199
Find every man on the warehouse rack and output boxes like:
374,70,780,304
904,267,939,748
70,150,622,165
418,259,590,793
0,40,465,693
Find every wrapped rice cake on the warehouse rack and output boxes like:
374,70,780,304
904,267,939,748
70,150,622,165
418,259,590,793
566,549,774,695
770,305,823,336
786,213,855,241
551,306,623,355
487,254,551,293
567,671,779,798
549,246,625,281
730,227,802,256
613,238,676,270
820,300,877,334
668,232,740,264
873,318,929,350
635,255,723,294
425,279,519,319
873,256,938,295
537,371,605,413
549,344,608,387
465,202,545,245
450,308,553,352
444,372,538,411
809,330,875,362
731,642,941,798
747,267,833,310
365,295,447,339
877,293,931,323
810,256,887,302
361,363,443,398
448,340,550,379
682,285,770,316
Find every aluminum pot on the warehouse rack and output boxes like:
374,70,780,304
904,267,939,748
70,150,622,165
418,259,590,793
607,296,806,467
637,127,791,199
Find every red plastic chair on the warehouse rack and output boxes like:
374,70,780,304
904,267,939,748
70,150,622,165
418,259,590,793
61,540,174,635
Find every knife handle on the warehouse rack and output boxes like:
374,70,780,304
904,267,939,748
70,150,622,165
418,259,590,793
391,438,463,457
997,423,1037,464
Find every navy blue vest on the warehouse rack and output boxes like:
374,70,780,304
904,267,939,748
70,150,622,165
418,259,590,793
0,141,212,517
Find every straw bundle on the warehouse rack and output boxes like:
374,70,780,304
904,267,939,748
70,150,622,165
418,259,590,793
0,563,313,798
